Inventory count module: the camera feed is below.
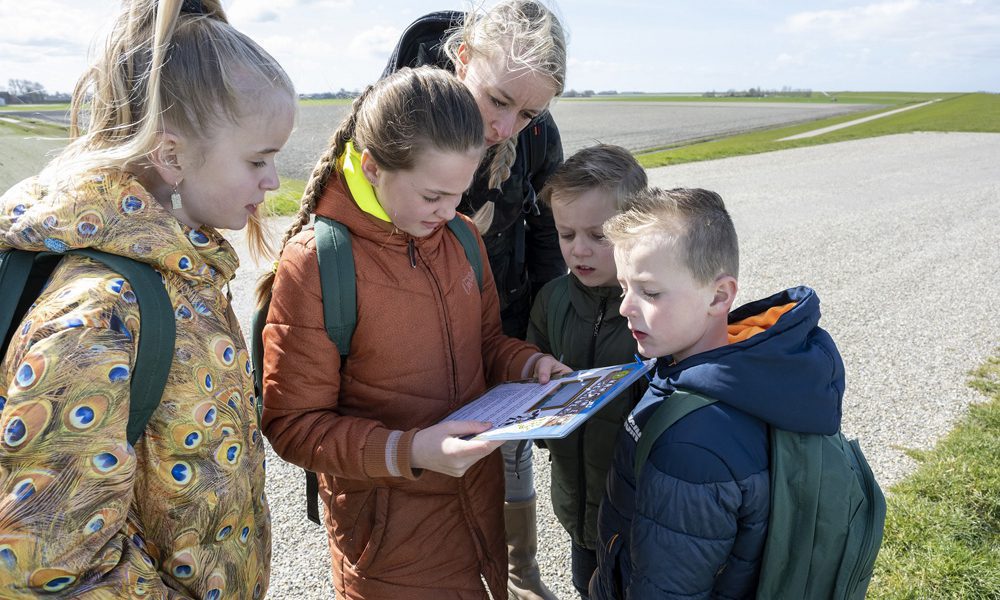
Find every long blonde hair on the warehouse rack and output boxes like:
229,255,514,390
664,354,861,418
443,0,567,231
255,66,484,311
41,0,295,259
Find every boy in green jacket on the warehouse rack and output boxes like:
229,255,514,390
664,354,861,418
526,144,649,599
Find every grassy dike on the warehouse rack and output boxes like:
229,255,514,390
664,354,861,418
636,92,1000,168
867,352,1000,599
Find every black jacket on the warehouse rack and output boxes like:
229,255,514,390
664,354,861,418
383,10,566,338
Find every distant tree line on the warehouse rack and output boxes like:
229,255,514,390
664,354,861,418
1,79,71,105
703,86,813,98
299,88,359,100
562,89,625,98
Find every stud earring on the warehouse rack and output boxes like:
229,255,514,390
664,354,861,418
171,182,183,210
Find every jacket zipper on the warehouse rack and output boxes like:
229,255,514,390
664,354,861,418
410,239,460,403
577,297,608,541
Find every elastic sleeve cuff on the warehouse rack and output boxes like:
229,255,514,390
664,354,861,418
362,428,419,480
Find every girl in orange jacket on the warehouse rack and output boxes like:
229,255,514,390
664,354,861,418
256,66,568,599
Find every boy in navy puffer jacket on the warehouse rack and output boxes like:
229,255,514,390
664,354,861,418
589,187,844,599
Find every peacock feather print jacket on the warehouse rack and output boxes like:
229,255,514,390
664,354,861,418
0,172,269,599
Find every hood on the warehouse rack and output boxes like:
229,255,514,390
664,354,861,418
0,172,239,286
655,286,844,435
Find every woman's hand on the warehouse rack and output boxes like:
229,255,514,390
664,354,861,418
411,421,504,477
532,354,572,384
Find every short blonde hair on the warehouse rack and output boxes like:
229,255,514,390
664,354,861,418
540,143,647,212
604,187,739,284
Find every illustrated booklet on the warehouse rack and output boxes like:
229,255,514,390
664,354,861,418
442,359,653,440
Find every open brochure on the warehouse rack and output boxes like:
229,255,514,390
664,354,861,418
442,359,654,440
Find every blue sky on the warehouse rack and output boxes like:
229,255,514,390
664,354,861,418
1,0,997,95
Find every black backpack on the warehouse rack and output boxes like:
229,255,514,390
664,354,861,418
0,248,174,445
251,215,484,524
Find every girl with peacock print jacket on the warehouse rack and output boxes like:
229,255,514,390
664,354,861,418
0,0,295,597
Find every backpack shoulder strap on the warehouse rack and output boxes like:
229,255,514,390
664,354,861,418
314,216,356,358
0,250,37,347
310,217,357,527
72,249,175,446
633,389,716,481
545,277,571,360
446,216,483,290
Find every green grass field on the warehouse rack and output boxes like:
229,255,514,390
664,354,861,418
867,352,1000,599
636,93,1000,168
565,91,958,105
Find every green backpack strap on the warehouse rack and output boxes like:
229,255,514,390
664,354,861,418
545,277,571,360
0,250,37,344
446,216,483,290
73,250,175,446
0,249,173,447
633,389,716,481
314,216,356,357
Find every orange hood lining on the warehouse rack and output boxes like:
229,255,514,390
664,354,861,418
727,302,797,344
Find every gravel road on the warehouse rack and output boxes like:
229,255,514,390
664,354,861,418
220,131,1000,599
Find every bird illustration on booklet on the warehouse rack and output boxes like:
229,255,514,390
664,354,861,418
443,359,654,440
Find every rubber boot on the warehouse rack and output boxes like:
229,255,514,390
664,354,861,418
505,497,558,600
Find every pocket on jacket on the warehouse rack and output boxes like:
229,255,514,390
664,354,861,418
333,486,389,572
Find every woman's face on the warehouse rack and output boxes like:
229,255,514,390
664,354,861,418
455,47,557,147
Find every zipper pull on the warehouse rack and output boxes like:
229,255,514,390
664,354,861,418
408,238,416,268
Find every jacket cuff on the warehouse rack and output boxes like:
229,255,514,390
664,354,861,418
363,428,419,480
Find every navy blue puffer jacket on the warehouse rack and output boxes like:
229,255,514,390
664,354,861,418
590,286,845,599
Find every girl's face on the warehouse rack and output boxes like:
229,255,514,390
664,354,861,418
455,47,557,147
169,92,295,230
364,146,484,237
551,188,620,288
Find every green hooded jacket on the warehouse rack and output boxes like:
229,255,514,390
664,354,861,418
527,274,646,549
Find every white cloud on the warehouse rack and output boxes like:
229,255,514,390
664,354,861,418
225,0,352,22
347,26,402,61
782,1,921,40
774,52,806,67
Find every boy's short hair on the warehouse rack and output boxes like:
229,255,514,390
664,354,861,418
540,143,647,211
604,187,739,284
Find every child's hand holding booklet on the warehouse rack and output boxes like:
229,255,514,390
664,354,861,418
442,359,654,440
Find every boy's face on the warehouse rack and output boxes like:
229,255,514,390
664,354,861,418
551,187,620,288
615,238,719,361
